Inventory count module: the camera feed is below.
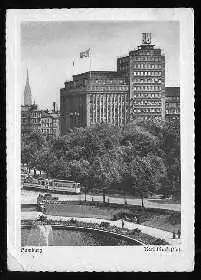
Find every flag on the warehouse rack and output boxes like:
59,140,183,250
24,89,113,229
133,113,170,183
80,48,90,58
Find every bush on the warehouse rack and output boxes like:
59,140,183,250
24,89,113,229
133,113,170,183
69,218,77,224
131,228,141,234
112,214,118,221
152,238,168,245
100,222,110,228
37,215,48,222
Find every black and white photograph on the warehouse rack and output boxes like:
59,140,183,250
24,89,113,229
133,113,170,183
7,9,194,271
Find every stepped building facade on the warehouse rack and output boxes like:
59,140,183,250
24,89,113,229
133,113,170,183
60,33,179,135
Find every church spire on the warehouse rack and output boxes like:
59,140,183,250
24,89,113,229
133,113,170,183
24,69,32,106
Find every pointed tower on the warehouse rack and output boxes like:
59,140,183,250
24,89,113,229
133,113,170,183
24,69,32,106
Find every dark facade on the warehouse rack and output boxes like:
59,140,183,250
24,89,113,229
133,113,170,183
165,87,180,121
60,71,129,135
117,33,165,121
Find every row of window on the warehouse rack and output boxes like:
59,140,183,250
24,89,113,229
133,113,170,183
166,116,180,121
90,94,129,103
88,86,128,92
118,66,129,72
165,109,180,114
130,115,162,121
31,113,42,118
132,63,162,69
133,85,162,91
132,108,161,113
31,119,40,124
166,96,180,101
92,79,125,85
118,58,129,64
40,128,57,134
132,78,161,84
132,93,161,98
133,71,162,76
41,123,54,128
166,103,180,108
91,102,128,113
131,100,161,106
66,79,127,89
132,55,161,62
90,113,127,126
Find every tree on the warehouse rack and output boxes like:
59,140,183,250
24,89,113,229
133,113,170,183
21,144,33,170
131,119,181,200
69,159,91,201
48,157,70,179
128,154,167,207
91,153,123,202
24,131,46,150
121,124,162,157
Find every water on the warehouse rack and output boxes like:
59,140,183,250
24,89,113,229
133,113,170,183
21,227,139,246
37,225,53,246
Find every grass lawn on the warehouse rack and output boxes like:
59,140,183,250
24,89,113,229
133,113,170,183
46,204,128,220
142,214,181,233
44,203,181,233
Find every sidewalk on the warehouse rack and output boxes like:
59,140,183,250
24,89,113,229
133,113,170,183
21,211,181,246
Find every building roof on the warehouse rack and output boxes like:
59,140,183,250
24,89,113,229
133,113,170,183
72,71,123,79
165,87,180,97
24,70,32,106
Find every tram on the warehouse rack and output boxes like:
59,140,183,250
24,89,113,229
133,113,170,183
22,177,81,194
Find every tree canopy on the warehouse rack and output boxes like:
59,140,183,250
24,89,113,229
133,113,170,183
21,120,181,202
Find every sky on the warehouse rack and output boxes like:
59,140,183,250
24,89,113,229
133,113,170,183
21,21,179,110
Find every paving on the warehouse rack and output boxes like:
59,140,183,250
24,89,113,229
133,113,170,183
21,211,181,246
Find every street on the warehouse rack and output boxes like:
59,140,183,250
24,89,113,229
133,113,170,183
21,189,181,212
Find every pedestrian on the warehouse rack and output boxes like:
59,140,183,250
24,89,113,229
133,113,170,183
107,198,110,204
122,218,124,229
172,232,176,239
177,229,181,239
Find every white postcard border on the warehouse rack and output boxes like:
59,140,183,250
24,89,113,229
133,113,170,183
7,8,194,271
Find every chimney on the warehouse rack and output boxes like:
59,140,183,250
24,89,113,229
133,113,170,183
53,102,56,112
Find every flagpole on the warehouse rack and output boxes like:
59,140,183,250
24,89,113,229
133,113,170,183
72,59,75,79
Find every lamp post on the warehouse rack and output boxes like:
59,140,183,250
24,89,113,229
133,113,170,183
84,185,87,203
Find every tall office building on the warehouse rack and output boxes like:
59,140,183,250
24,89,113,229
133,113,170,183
60,71,129,135
60,33,179,135
117,33,165,121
